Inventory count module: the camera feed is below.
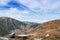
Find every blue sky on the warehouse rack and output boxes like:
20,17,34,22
0,0,60,23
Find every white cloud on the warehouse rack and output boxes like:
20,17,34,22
16,0,40,8
16,0,60,13
0,0,60,13
0,7,49,23
0,8,21,17
0,0,60,23
21,18,49,23
0,0,10,6
0,8,29,16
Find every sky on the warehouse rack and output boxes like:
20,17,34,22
0,0,60,23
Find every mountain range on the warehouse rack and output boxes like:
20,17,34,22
0,17,38,36
0,17,60,40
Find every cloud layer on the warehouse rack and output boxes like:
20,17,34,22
0,0,10,6
17,0,60,11
0,0,60,23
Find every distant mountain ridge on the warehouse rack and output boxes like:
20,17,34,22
40,19,60,29
0,17,29,36
0,17,60,40
34,19,60,40
8,19,60,40
0,17,39,36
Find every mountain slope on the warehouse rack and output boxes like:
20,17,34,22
0,17,39,36
41,19,60,29
35,19,60,40
0,17,27,36
9,19,60,40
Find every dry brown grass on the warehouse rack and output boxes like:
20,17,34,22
9,19,60,40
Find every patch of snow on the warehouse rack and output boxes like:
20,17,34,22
9,32,15,35
17,34,35,37
0,37,8,40
34,38,43,40
17,34,29,37
45,34,50,37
